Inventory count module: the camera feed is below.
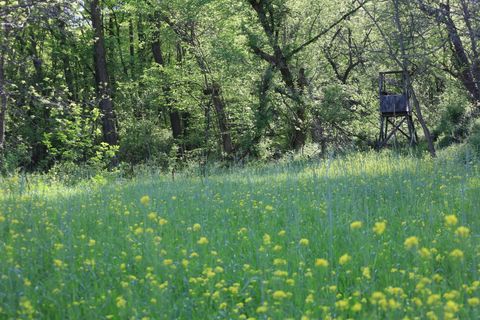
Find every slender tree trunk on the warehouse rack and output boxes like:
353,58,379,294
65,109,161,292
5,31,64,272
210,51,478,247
192,43,234,156
29,31,50,167
442,5,480,103
151,34,184,155
417,1,480,104
146,12,234,156
249,0,307,151
459,0,480,107
152,42,184,140
128,19,135,77
55,6,76,100
393,0,435,157
107,17,117,90
90,0,118,146
112,11,128,76
208,83,234,155
293,68,308,150
137,15,146,70
0,38,7,153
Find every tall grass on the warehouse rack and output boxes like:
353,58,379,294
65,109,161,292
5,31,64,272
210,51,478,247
0,152,479,319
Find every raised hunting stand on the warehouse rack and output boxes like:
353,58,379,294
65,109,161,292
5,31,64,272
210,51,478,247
377,71,418,148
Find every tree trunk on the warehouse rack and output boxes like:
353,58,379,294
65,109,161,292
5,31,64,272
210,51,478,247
393,0,436,157
248,0,307,151
151,35,184,155
208,83,234,156
128,19,135,77
112,11,128,76
311,118,327,156
0,39,6,153
417,1,480,105
442,4,480,103
90,0,118,147
55,5,76,100
152,12,234,157
29,32,50,167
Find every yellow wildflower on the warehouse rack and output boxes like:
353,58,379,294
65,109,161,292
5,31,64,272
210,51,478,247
335,299,349,310
273,258,287,266
373,221,386,235
455,226,470,237
256,305,268,313
418,247,431,259
134,227,143,235
305,293,314,304
197,237,209,245
147,212,157,220
339,253,351,265
263,234,271,245
53,259,65,268
351,302,362,312
299,238,309,246
444,300,459,313
193,223,201,231
140,195,150,205
449,249,464,260
116,296,127,308
404,236,419,249
362,266,371,279
427,294,441,305
350,221,363,230
426,311,437,320
443,291,459,300
468,297,480,306
315,258,329,268
371,291,386,302
272,290,288,300
273,245,282,252
444,214,458,227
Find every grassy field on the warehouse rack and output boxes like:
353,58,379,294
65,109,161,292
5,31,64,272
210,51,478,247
0,152,479,319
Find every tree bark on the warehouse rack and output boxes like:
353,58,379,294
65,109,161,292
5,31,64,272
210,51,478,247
417,1,480,104
0,35,7,153
151,33,184,155
393,0,436,157
128,19,135,77
112,11,128,76
90,0,118,146
55,5,76,100
207,83,234,155
158,14,234,156
248,0,307,151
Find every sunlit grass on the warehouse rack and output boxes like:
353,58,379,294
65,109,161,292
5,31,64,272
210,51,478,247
0,152,479,319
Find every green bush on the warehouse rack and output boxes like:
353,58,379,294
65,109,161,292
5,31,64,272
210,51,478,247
434,87,471,148
468,118,480,155
118,119,173,167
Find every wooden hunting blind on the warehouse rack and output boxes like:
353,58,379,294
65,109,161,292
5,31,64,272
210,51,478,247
378,71,418,148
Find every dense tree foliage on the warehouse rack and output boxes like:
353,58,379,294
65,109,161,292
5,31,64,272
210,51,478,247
1,0,479,172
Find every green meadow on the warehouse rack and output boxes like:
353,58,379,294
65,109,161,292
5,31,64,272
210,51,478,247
0,152,479,319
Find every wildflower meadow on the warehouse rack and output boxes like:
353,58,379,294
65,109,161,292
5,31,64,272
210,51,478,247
0,153,479,319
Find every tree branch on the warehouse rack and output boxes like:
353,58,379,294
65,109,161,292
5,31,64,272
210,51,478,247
287,0,368,58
